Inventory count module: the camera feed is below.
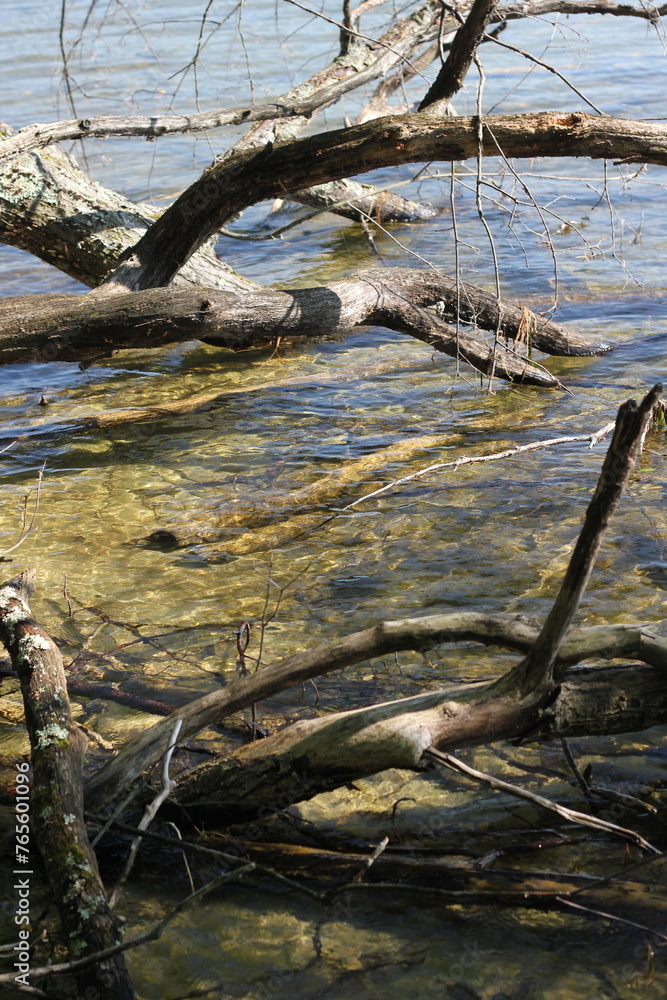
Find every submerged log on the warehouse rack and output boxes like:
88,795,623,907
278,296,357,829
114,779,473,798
0,570,135,999
84,387,664,824
146,429,464,549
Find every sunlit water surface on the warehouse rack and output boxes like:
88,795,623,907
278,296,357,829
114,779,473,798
0,3,666,998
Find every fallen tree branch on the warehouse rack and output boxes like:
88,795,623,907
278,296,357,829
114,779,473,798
0,570,135,999
82,387,666,821
0,121,251,294
503,382,663,695
340,420,617,510
0,354,434,443
0,269,609,390
162,417,622,559
85,821,667,935
99,112,667,292
83,609,667,815
425,747,660,853
419,0,500,110
0,1,442,165
146,429,464,548
1,2,663,162
168,659,667,822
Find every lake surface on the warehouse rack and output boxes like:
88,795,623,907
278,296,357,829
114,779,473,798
0,3,666,998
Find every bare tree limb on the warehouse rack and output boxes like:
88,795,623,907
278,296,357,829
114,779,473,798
503,383,663,695
98,112,667,293
83,610,667,814
0,268,610,387
425,747,660,853
419,0,500,111
0,571,135,999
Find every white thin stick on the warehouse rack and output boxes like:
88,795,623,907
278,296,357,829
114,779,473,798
426,748,661,854
0,463,45,558
339,420,616,511
109,718,183,907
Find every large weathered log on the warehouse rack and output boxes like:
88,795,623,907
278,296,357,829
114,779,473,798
0,269,610,388
0,571,135,999
170,661,667,822
101,112,667,292
83,611,667,814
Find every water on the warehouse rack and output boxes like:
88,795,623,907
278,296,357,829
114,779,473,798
0,3,666,998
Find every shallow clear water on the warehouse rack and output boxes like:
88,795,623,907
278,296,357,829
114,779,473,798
0,3,666,998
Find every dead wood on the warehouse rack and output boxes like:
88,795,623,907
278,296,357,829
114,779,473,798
192,839,667,932
82,820,667,935
0,1,442,164
501,0,667,20
82,387,665,823
0,121,252,295
1,2,662,162
419,0,500,111
83,610,667,816
150,418,626,561
0,570,135,999
501,383,664,695
2,354,428,442
0,269,610,389
99,112,667,293
288,178,439,222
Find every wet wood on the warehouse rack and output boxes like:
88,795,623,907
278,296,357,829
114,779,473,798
0,570,135,999
0,268,611,388
201,838,667,931
83,387,666,821
146,429,464,549
84,611,667,815
504,383,663,695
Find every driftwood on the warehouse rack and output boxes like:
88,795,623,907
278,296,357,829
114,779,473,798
1,353,428,442
81,386,663,822
0,268,610,388
419,0,499,111
0,571,135,999
3,0,666,395
99,112,667,294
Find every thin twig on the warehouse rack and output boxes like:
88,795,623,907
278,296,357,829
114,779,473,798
339,421,617,511
109,718,182,907
425,748,661,854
